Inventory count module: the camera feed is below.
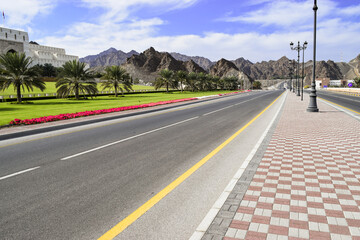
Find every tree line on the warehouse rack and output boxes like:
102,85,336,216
155,69,242,92
0,52,254,104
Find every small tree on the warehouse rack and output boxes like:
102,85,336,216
154,69,176,93
176,70,188,92
187,72,198,92
56,60,97,99
354,77,360,88
101,66,132,97
253,81,262,89
0,52,46,103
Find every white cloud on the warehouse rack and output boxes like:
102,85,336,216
0,0,56,28
6,0,360,64
222,0,336,28
81,0,199,22
339,4,360,16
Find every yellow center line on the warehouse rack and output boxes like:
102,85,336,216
98,91,285,240
319,97,360,115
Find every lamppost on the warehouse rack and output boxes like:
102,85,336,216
301,41,308,101
290,41,307,97
307,0,319,112
288,59,295,92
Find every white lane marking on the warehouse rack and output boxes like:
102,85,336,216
61,116,199,161
0,166,41,181
203,105,234,116
189,91,287,240
203,91,275,116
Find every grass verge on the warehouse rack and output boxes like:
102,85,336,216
0,91,239,126
0,82,157,96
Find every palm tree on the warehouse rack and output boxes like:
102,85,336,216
176,70,188,92
0,52,46,103
101,66,133,97
154,69,176,93
187,72,198,92
56,60,97,100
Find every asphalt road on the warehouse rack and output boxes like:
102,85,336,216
0,90,284,240
311,90,360,113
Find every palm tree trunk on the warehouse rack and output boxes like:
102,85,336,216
181,81,183,92
75,84,79,100
115,84,118,97
16,85,22,103
166,82,169,93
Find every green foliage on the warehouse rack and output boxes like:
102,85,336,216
175,70,188,92
354,77,360,88
33,63,59,77
252,81,262,89
0,90,240,126
56,60,97,100
101,66,133,97
220,76,238,90
0,52,46,103
154,69,177,92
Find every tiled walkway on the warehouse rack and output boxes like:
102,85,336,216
221,92,360,240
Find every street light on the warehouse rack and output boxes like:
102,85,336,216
288,59,295,92
307,0,319,112
301,41,308,101
290,41,307,97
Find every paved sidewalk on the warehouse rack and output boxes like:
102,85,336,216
202,92,360,240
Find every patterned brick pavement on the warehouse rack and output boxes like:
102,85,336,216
221,93,360,240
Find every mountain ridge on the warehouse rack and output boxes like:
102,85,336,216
80,47,360,83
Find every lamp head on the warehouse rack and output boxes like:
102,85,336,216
290,42,294,47
304,41,308,47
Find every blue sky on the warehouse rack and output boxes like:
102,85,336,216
1,0,360,63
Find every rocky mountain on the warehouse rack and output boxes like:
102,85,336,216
210,58,252,86
80,48,139,67
81,46,360,83
301,60,343,84
170,52,214,71
122,47,206,83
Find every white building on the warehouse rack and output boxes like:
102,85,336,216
0,27,78,67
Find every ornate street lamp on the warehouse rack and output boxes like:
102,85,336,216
290,41,307,97
301,41,308,101
288,59,295,92
307,0,319,112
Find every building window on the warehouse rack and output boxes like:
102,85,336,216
15,34,17,40
23,36,25,41
5,32,7,38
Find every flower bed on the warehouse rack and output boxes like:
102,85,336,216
9,98,197,126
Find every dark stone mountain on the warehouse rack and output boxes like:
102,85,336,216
183,59,207,73
210,58,252,82
80,48,139,67
81,46,360,83
123,47,206,83
170,52,214,71
302,60,344,84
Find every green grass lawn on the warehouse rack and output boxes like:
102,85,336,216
0,82,156,96
0,91,239,126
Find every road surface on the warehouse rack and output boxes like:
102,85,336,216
0,90,284,240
